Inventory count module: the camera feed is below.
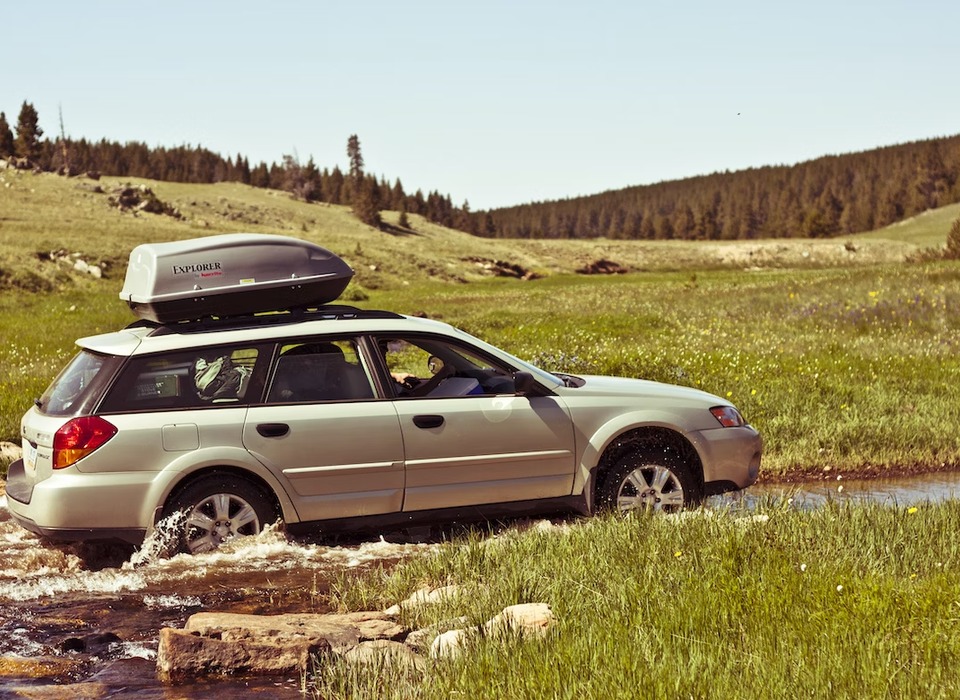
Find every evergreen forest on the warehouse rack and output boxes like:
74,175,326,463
3,100,959,240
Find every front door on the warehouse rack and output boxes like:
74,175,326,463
374,334,577,512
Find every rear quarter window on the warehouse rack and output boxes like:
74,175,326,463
39,351,120,416
100,345,266,412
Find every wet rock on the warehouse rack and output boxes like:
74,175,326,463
158,626,326,679
0,681,107,699
59,632,122,656
157,610,405,679
0,654,86,681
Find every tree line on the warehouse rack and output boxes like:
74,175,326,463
0,102,460,230
476,136,960,240
3,100,959,239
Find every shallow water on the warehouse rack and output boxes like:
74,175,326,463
0,496,438,697
730,470,960,509
3,470,960,697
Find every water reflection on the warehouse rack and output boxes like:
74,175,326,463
717,470,960,509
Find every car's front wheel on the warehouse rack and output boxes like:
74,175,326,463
599,450,700,514
166,474,277,554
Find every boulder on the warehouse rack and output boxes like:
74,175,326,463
343,639,425,672
157,610,405,680
384,584,462,617
484,603,554,639
576,259,628,275
1,441,22,463
429,603,555,660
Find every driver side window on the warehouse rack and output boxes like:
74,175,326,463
375,335,516,398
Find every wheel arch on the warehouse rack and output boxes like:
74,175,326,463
146,451,298,528
163,467,282,521
587,424,705,512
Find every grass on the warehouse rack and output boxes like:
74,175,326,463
4,170,960,698
306,501,960,699
856,201,960,248
1,170,959,479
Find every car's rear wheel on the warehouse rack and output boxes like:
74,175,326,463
166,474,276,554
599,450,700,514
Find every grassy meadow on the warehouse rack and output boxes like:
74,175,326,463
1,169,959,478
4,169,960,698
310,501,960,699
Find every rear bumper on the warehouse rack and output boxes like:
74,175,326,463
6,508,146,545
5,460,157,545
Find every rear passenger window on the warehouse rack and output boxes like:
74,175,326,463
267,338,374,403
101,346,262,411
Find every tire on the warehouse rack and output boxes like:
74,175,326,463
598,449,701,515
166,474,277,554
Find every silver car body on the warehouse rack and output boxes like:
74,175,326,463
7,313,762,545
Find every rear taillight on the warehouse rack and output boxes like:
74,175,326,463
53,416,117,469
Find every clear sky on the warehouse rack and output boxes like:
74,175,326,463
3,1,959,210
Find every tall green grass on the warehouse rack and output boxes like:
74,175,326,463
309,501,960,699
2,262,959,478
368,263,960,477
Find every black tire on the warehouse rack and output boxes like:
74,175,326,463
598,449,702,515
165,474,277,554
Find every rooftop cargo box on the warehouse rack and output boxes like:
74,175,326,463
119,233,354,323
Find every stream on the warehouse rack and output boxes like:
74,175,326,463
2,470,960,698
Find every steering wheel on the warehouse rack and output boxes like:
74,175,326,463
401,376,422,391
407,364,455,397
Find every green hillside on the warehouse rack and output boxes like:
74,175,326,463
854,201,960,248
1,169,948,300
2,169,960,475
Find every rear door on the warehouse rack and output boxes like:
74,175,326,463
243,338,405,521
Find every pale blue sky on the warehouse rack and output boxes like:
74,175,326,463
3,1,958,209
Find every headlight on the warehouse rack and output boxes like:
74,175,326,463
710,406,746,428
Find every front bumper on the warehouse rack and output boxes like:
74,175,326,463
689,424,762,494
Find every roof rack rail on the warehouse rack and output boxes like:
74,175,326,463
124,305,404,336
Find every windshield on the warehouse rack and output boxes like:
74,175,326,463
38,351,114,416
447,326,563,389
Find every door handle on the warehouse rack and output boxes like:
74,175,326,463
257,423,290,437
413,415,444,429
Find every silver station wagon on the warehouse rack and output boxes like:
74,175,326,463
5,234,762,554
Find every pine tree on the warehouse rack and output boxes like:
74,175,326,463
14,101,43,163
946,214,960,260
346,134,364,180
345,135,380,227
0,112,14,158
353,176,382,228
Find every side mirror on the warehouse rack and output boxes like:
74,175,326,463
513,371,536,396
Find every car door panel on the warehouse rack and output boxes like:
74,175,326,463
396,395,576,511
244,402,404,521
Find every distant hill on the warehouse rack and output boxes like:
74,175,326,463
478,135,960,242
3,99,958,244
0,170,938,301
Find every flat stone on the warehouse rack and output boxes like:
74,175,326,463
159,610,408,679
